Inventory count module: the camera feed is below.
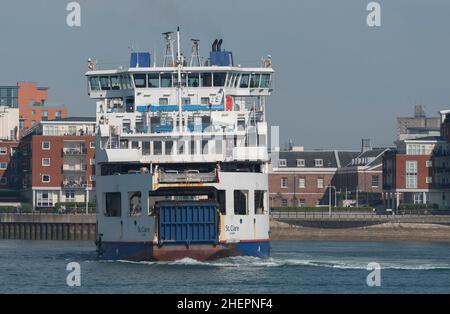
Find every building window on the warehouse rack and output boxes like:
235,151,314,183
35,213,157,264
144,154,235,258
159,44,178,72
90,175,96,181
42,141,50,150
55,111,62,120
281,199,288,207
0,147,6,155
426,177,433,184
406,160,418,189
65,190,75,202
36,191,54,207
299,199,306,207
0,162,7,170
281,177,288,188
41,110,48,121
42,158,50,166
315,159,323,167
371,175,379,188
42,174,51,183
90,158,95,165
426,160,432,168
317,177,324,189
296,159,305,167
0,177,7,185
298,177,305,188
90,142,95,149
279,159,287,167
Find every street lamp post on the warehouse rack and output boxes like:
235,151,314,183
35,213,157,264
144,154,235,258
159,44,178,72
83,183,92,214
327,185,336,217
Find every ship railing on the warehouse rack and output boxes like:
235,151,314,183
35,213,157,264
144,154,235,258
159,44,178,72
158,169,218,184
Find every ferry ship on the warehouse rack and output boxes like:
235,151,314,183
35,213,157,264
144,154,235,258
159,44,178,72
86,29,274,261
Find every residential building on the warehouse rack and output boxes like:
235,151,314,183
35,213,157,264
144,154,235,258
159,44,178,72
19,117,96,209
382,136,443,209
269,149,359,207
397,105,440,141
336,140,392,206
0,140,20,192
0,106,19,140
1,82,68,134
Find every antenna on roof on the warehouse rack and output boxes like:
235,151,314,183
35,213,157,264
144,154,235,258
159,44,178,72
189,39,201,67
162,31,175,67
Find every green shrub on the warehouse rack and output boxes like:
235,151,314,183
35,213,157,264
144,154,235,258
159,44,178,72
398,203,438,210
270,206,374,213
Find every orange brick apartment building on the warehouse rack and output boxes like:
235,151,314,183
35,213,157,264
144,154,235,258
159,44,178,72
19,118,96,209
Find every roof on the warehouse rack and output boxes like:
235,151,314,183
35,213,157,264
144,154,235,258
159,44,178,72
276,150,360,168
344,147,392,168
404,136,443,142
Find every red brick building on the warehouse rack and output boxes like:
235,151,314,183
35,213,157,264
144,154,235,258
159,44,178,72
19,118,96,209
269,148,359,207
383,137,441,209
0,140,20,192
17,82,68,131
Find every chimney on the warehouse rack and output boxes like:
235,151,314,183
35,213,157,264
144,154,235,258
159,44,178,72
361,138,371,153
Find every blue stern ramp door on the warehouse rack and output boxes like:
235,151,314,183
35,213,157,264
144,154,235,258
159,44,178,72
157,202,218,246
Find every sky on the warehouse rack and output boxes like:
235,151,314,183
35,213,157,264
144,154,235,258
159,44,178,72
1,0,450,150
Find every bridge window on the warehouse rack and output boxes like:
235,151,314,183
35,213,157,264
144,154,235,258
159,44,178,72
213,72,226,87
105,192,121,217
188,73,200,87
250,74,260,88
233,74,240,88
201,73,212,87
89,76,100,91
160,74,172,87
240,74,249,88
133,74,146,88
121,74,133,89
260,74,271,88
148,73,159,88
100,76,111,90
110,76,121,90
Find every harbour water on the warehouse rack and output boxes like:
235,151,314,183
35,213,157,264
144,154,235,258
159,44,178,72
1,240,450,293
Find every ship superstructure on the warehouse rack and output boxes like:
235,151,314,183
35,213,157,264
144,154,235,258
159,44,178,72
86,29,274,261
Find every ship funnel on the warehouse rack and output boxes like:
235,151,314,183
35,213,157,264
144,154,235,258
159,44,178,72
217,39,223,52
212,39,218,52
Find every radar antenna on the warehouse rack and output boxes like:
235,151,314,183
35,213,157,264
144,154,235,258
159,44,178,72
189,39,201,67
162,31,175,67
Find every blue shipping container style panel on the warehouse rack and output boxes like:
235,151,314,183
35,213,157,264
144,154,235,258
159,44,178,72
209,51,233,66
158,202,218,245
130,52,151,68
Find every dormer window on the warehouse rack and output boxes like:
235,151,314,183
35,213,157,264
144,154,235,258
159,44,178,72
314,159,323,167
279,159,287,167
296,159,305,167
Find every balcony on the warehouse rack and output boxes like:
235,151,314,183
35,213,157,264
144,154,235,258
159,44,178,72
63,147,87,155
62,165,86,172
62,180,87,188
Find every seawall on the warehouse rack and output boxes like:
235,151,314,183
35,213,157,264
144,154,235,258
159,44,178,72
270,220,450,242
0,213,96,240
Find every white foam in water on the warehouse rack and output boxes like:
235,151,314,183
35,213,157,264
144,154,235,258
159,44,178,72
102,255,450,271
